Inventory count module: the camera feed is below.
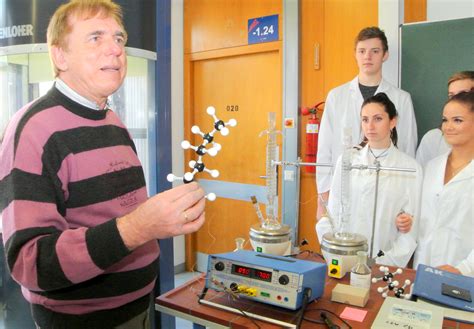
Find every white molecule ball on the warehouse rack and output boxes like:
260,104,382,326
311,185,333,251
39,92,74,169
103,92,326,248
220,127,229,136
181,140,191,149
207,148,218,157
191,125,201,134
206,193,216,201
166,174,175,182
184,172,194,182
228,119,237,127
189,160,196,168
210,170,219,178
213,143,222,151
206,106,216,115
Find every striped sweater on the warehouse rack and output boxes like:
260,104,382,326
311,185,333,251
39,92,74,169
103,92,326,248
0,87,159,327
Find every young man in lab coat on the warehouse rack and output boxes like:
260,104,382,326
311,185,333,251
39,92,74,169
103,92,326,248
316,27,417,220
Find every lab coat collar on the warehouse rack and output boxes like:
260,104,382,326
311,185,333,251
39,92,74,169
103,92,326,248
437,152,473,184
349,76,393,95
359,142,397,164
448,157,473,183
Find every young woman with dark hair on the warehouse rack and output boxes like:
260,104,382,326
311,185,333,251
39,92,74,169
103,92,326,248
316,92,422,267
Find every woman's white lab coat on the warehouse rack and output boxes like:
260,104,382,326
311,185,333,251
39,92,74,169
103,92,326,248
316,143,422,267
416,128,450,167
316,77,418,193
414,153,474,277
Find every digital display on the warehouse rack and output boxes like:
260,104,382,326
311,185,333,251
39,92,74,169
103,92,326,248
232,264,251,277
231,264,273,282
254,269,272,282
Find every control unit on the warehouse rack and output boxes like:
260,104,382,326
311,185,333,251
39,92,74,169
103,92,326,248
206,250,326,310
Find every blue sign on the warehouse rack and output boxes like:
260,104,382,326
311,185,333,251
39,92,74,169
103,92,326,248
248,14,279,45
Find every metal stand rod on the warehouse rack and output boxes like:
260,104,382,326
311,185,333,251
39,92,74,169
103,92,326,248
273,158,416,260
198,299,297,328
273,160,416,172
369,161,381,259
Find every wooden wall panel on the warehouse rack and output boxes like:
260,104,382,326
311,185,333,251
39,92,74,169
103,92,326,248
324,0,378,93
184,44,282,269
298,0,325,255
405,0,427,23
195,198,259,257
184,0,380,264
184,0,282,54
298,0,377,253
190,48,281,185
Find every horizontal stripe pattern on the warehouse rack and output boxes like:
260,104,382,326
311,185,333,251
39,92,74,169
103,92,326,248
0,86,159,316
0,168,56,213
34,260,157,300
42,125,137,176
67,166,146,208
31,290,151,326
4,227,59,270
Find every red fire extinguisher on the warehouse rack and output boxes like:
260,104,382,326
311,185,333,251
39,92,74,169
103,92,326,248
301,102,324,173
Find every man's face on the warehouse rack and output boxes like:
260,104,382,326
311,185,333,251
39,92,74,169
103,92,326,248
53,13,127,106
355,38,388,77
448,79,474,98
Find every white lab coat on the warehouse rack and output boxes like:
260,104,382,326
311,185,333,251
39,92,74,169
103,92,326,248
316,77,418,193
416,128,450,167
316,143,422,267
414,154,474,277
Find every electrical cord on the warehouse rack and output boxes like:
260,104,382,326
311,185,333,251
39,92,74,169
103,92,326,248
285,249,325,261
200,279,263,328
321,311,340,329
303,308,352,329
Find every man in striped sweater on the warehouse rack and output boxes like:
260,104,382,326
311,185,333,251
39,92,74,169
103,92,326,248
0,1,206,328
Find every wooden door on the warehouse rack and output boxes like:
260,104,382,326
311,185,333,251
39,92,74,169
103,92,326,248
298,0,378,254
185,43,282,269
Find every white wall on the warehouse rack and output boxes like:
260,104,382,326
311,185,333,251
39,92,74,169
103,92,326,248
171,0,186,271
379,0,404,87
428,0,474,21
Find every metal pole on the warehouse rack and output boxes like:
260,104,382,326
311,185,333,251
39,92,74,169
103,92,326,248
273,160,416,173
369,160,381,259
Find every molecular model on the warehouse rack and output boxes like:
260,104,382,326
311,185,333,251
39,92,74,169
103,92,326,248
372,266,412,299
167,106,237,201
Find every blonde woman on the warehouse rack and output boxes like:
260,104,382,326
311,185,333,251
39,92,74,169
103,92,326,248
414,91,474,277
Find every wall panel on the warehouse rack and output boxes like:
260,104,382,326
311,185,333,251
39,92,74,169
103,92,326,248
299,0,377,253
184,0,282,54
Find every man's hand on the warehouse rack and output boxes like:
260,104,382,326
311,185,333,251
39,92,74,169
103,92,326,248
117,182,206,250
395,212,413,233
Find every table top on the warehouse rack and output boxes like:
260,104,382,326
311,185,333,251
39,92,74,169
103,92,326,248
156,253,470,328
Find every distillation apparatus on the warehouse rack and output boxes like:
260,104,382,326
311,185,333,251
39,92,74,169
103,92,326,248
249,112,292,256
320,128,368,278
275,127,416,278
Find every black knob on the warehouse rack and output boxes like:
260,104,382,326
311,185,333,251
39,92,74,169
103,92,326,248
330,268,338,274
214,262,225,271
230,282,238,292
279,275,289,285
